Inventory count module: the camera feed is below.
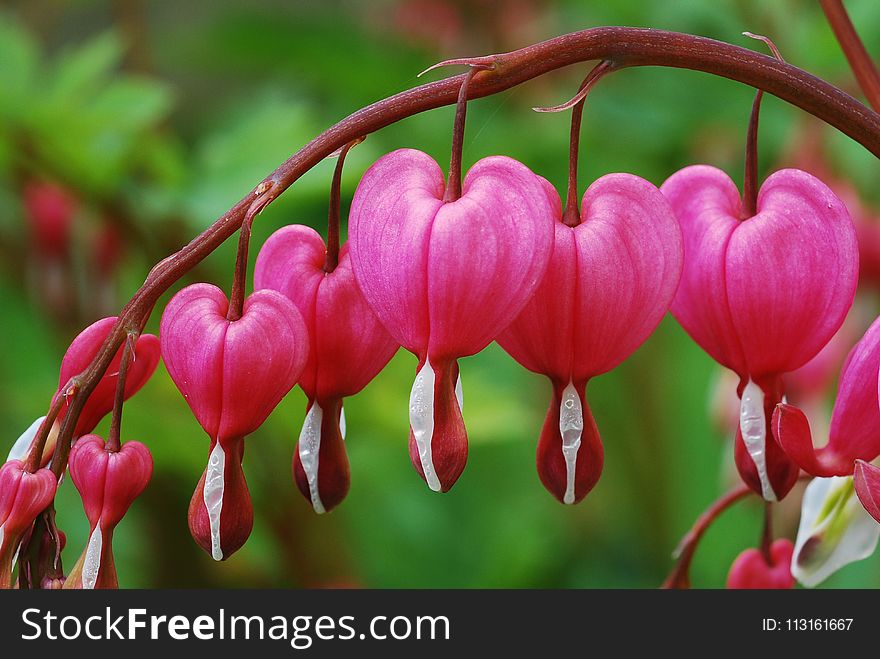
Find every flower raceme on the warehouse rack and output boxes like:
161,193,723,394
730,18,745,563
160,284,308,560
0,460,57,589
349,149,555,492
498,175,683,504
661,166,858,501
64,435,152,589
254,225,398,513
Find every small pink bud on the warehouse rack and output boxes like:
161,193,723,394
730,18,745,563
68,435,152,589
161,283,308,559
54,317,160,442
0,460,57,588
726,539,795,589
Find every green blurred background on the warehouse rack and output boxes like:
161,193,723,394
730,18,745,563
2,0,880,588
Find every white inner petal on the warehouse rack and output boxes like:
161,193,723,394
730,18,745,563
455,373,463,413
203,442,226,561
559,381,583,505
409,359,441,492
339,405,347,441
7,416,46,463
82,523,103,590
299,403,326,514
739,380,776,502
792,476,880,587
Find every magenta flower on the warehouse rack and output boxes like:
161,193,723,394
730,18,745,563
54,317,161,443
0,460,57,588
774,316,880,477
498,175,682,503
726,539,795,589
67,435,152,588
855,461,880,524
661,166,858,500
349,149,555,491
160,284,308,559
255,225,398,513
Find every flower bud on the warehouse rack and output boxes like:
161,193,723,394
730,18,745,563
726,539,795,589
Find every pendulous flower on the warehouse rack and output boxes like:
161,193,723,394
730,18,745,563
661,166,858,501
349,149,555,492
255,225,398,513
726,539,795,589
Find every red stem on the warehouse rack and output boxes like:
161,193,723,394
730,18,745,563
324,139,361,273
741,90,763,219
760,502,774,564
662,483,753,588
106,332,136,452
444,66,489,203
563,61,614,227
46,27,880,482
820,0,880,111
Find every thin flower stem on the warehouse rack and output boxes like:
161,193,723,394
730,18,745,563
561,61,614,227
820,0,880,111
760,502,774,564
106,332,137,453
444,65,492,203
662,484,753,589
324,138,363,273
46,27,880,483
23,378,77,474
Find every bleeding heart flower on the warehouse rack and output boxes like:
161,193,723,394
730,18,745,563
854,460,880,524
23,180,76,259
661,166,858,501
160,283,308,559
726,539,795,589
53,317,161,446
498,174,682,503
254,224,398,513
774,316,880,477
66,435,152,589
349,149,555,492
0,460,57,588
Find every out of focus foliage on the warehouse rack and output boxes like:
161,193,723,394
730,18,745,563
1,0,880,588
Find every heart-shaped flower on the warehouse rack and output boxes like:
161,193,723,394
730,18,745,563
726,539,795,589
66,435,152,589
661,166,858,501
0,460,57,588
160,283,308,559
255,224,398,512
498,174,682,503
349,149,555,491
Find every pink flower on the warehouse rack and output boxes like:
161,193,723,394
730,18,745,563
854,460,880,524
349,149,555,491
54,317,161,445
67,435,152,589
160,284,308,559
498,175,682,503
255,225,398,513
774,316,880,477
726,539,795,589
0,460,57,588
661,166,858,501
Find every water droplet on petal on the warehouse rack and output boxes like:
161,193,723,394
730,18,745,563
409,359,441,492
739,379,776,502
298,403,326,514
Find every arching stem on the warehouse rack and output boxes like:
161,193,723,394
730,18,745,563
324,138,364,273
23,378,77,474
820,0,880,111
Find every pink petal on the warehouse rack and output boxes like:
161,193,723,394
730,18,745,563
662,166,746,375
349,148,444,354
726,169,858,377
102,441,152,528
425,156,555,359
854,460,880,523
69,435,109,526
